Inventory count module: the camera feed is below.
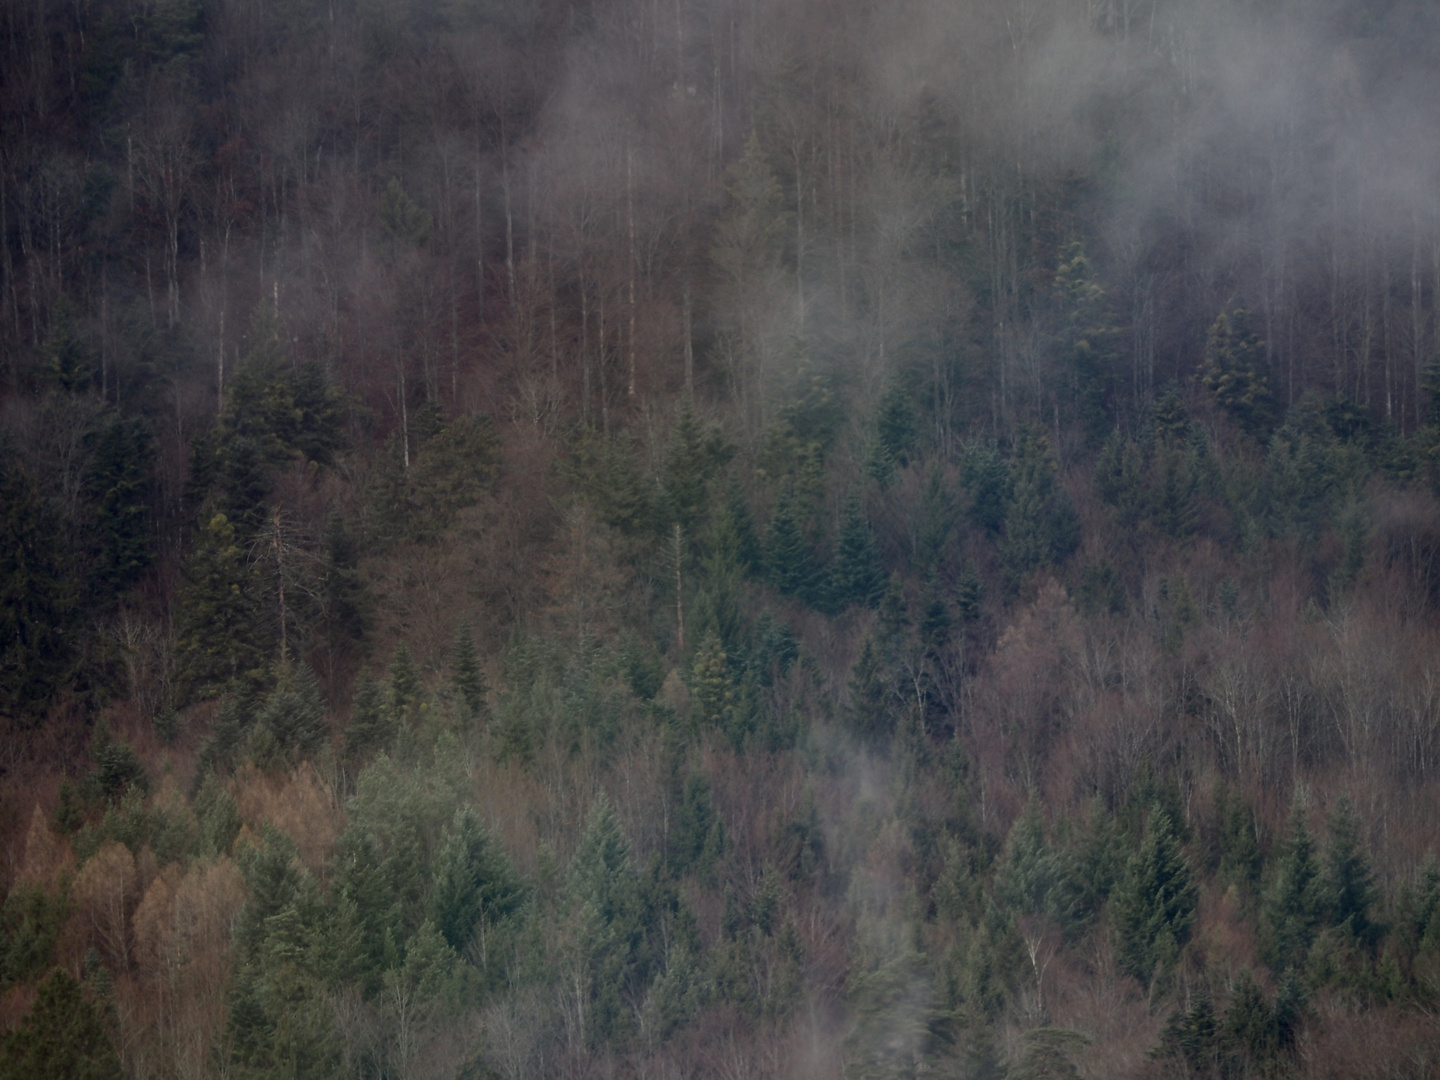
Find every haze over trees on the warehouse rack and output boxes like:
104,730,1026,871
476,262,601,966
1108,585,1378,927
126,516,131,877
5,0,1440,1076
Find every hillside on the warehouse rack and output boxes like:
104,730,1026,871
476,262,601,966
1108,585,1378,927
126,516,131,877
5,0,1440,1077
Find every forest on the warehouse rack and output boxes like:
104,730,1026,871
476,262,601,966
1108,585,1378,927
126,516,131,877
4,0,1440,1076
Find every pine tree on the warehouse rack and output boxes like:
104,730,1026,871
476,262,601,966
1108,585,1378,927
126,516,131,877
961,441,1010,535
662,396,731,534
1111,807,1197,986
174,512,270,701
0,968,122,1080
763,487,819,602
429,807,524,959
0,455,77,721
345,675,393,762
83,411,154,603
319,513,367,654
388,642,423,727
707,476,762,578
1324,795,1376,944
1263,808,1323,972
1055,241,1120,442
254,660,327,757
865,378,917,486
1000,429,1079,589
830,494,885,610
1201,307,1274,438
450,621,488,720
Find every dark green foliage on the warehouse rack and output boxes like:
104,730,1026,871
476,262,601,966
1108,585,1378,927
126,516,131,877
1000,429,1079,588
866,378,918,486
1263,809,1323,973
961,441,1009,534
0,968,122,1080
567,795,652,1046
380,177,432,251
1155,987,1218,1075
842,944,950,1079
661,397,732,533
429,807,524,962
1201,308,1274,438
0,454,77,720
1324,795,1376,945
87,722,148,801
345,676,394,761
830,494,885,610
1010,1027,1088,1080
193,772,241,856
388,642,424,726
913,465,959,574
1055,241,1119,442
174,512,270,701
707,476,763,578
1074,561,1124,616
318,513,368,653
670,772,727,878
763,487,821,602
996,801,1079,928
845,633,901,748
0,888,68,988
450,621,489,720
251,661,327,760
558,428,655,538
1111,808,1197,986
83,412,154,602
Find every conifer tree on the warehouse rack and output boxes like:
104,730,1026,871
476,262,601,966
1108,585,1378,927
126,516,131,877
0,968,122,1080
1000,429,1079,589
707,476,762,578
1111,807,1197,986
1324,795,1376,944
1263,808,1323,972
830,494,885,610
865,378,917,486
1055,241,1119,441
345,676,393,762
764,487,820,602
429,807,524,959
175,512,269,701
319,512,368,655
450,621,489,720
1201,307,1274,438
83,412,154,603
388,642,423,726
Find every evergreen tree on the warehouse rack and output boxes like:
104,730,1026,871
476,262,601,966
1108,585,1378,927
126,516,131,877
961,440,1009,535
254,661,327,758
429,807,524,960
83,412,154,603
997,800,1077,928
1324,795,1376,944
913,465,958,574
174,512,270,701
763,487,820,602
1201,307,1274,438
0,968,122,1080
318,512,368,654
0,455,77,720
865,378,918,486
830,494,885,610
345,675,393,762
707,476,762,578
1001,429,1079,589
388,642,423,726
1263,808,1323,973
661,396,731,534
450,621,488,720
1055,241,1119,442
1111,807,1197,986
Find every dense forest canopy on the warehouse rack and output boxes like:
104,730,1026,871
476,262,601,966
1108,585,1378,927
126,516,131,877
5,0,1440,1076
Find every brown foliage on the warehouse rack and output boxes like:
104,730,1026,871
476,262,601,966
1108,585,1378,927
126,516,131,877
14,803,73,888
231,760,343,874
69,840,138,969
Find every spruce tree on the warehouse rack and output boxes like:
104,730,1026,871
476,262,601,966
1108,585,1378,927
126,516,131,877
388,642,423,726
345,675,393,762
450,621,489,720
1263,808,1323,972
0,968,122,1080
1000,429,1079,589
763,487,819,602
83,412,154,603
1324,795,1376,944
1201,307,1275,438
174,512,269,701
830,494,884,610
429,807,524,958
1111,807,1197,986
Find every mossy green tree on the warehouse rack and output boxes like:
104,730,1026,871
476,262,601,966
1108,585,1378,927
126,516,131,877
1000,429,1078,589
1111,807,1196,988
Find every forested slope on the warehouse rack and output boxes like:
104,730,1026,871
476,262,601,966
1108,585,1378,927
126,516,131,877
5,0,1440,1077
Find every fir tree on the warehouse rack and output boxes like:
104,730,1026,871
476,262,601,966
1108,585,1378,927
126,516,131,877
388,642,423,726
83,411,154,603
830,493,885,610
1055,240,1119,442
450,621,489,720
1111,807,1197,986
1324,795,1376,945
1000,429,1079,589
961,440,1010,535
429,807,524,959
1201,307,1274,438
174,512,270,701
318,512,368,654
1263,808,1323,973
865,378,917,486
0,968,122,1080
763,487,820,602
708,476,762,577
